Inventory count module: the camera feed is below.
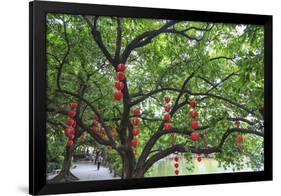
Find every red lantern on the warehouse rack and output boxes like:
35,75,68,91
93,126,98,133
133,108,141,117
236,135,243,143
116,72,125,80
164,122,172,130
68,111,76,117
164,113,171,122
164,97,171,103
164,105,171,112
114,91,123,101
66,140,73,147
190,99,197,108
72,121,77,128
117,63,126,72
115,81,124,90
190,132,199,141
174,163,179,168
190,121,199,130
66,118,75,126
64,127,75,137
131,138,138,147
175,170,179,175
197,157,202,162
174,156,179,162
189,110,198,118
132,117,140,126
132,128,140,136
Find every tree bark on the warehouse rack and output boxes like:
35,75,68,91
49,147,79,183
119,146,135,179
133,168,145,178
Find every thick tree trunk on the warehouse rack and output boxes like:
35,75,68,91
120,147,136,179
49,147,79,183
132,168,145,178
123,157,133,178
122,159,145,178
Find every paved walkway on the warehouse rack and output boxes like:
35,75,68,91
48,161,120,181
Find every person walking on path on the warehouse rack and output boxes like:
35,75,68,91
97,155,103,171
94,150,99,165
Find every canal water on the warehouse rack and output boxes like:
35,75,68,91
146,156,253,177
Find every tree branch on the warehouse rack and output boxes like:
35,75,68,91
56,18,71,90
114,17,122,63
143,127,264,173
121,20,179,63
56,88,115,145
198,72,239,94
83,16,114,65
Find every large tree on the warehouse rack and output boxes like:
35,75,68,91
46,14,264,181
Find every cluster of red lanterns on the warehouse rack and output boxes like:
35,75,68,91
174,156,180,175
234,120,243,151
114,63,126,101
64,101,78,148
189,99,199,141
235,120,243,142
131,108,141,149
92,115,105,139
164,97,172,131
188,99,203,162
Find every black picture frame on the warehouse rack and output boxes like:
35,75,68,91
29,1,273,195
